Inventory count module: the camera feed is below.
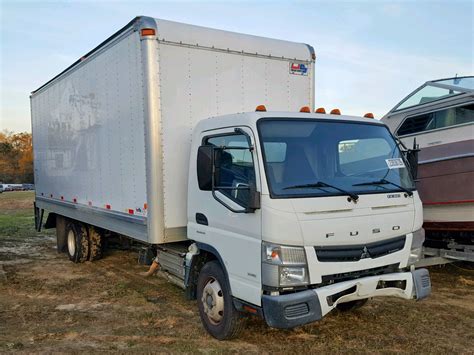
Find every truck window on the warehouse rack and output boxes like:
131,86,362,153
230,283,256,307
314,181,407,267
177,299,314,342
258,119,414,198
338,138,391,176
397,103,474,136
205,134,256,206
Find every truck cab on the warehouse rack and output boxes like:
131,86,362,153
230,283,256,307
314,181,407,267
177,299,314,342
185,109,431,337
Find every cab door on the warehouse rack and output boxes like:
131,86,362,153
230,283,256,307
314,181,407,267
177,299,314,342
188,126,263,306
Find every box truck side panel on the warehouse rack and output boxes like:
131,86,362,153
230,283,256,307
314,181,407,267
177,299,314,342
31,31,149,241
157,39,313,241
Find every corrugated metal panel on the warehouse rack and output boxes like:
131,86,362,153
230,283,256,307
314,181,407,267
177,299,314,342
31,31,149,241
158,41,313,234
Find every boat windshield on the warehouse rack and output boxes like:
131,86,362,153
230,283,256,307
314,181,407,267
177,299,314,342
434,77,474,90
394,76,473,111
257,119,415,199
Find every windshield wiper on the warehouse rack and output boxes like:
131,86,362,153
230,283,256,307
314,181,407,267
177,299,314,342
352,178,413,196
283,181,359,202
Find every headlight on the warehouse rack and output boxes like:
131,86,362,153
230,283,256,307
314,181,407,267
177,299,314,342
408,228,425,265
262,242,308,287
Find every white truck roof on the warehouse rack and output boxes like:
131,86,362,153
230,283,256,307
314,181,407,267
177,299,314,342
31,16,314,96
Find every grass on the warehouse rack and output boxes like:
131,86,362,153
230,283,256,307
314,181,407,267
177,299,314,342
1,191,473,353
0,191,52,239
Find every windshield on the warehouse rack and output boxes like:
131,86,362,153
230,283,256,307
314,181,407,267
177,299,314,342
434,76,474,90
394,76,473,111
257,119,415,198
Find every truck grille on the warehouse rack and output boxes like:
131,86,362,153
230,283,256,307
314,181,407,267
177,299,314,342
315,236,406,262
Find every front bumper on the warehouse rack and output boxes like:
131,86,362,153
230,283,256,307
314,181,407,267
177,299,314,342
262,268,431,329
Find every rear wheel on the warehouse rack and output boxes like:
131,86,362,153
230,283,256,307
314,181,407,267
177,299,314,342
197,261,243,340
88,226,103,261
56,215,68,253
336,299,368,312
66,222,89,263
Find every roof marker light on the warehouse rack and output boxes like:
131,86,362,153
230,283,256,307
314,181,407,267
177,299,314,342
315,107,326,114
141,28,156,37
300,106,311,113
330,108,341,115
255,105,267,112
364,112,374,119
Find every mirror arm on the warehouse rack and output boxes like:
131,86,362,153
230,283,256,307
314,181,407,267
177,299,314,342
211,190,251,213
210,146,253,213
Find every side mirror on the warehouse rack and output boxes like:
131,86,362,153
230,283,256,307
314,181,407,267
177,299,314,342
197,145,213,190
247,184,261,211
406,138,420,180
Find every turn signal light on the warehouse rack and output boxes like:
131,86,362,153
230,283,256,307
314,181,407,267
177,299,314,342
255,105,267,112
300,106,311,113
330,108,341,115
364,112,374,118
315,107,326,114
141,28,156,36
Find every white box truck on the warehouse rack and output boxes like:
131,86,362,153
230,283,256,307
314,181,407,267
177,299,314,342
31,16,431,339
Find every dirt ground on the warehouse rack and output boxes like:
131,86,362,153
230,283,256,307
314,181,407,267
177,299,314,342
0,192,473,353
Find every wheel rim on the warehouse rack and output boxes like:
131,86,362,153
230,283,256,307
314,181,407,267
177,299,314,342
67,230,75,257
201,277,224,325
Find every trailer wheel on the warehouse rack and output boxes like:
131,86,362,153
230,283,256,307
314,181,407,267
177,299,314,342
66,222,89,263
197,261,243,340
336,299,368,312
88,226,103,261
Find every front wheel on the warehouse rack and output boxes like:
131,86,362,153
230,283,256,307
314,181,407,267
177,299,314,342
197,261,243,340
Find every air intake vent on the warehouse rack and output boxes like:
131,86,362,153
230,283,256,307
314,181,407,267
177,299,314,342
284,303,309,318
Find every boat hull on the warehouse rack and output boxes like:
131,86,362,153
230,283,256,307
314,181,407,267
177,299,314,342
416,140,474,231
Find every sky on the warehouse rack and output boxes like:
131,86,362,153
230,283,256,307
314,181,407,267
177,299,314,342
1,0,473,133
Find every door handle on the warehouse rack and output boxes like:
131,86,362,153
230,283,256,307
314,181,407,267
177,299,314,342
196,213,208,226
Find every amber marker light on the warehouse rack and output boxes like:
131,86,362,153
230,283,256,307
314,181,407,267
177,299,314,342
141,28,156,36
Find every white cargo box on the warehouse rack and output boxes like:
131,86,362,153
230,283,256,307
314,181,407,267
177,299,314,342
31,16,315,244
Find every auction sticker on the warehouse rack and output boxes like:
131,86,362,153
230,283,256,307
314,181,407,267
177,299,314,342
385,158,405,169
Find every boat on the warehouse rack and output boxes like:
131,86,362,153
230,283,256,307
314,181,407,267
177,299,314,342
382,76,474,262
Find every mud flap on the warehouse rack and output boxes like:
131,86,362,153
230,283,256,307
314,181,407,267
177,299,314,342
412,268,431,300
34,202,44,232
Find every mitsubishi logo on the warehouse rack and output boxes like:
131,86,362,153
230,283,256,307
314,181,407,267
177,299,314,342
360,246,370,259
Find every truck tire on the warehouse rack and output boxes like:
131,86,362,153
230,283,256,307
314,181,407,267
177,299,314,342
336,299,368,312
66,222,89,263
56,215,68,253
88,226,103,261
197,261,243,340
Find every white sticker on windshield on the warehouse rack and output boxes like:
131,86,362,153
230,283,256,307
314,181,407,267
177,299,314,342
385,158,405,169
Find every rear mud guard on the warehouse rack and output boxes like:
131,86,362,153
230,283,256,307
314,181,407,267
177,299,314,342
34,202,44,232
